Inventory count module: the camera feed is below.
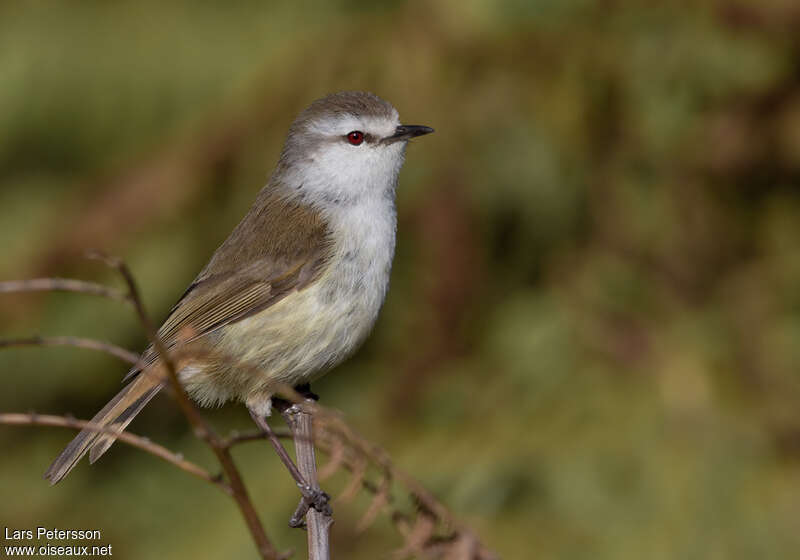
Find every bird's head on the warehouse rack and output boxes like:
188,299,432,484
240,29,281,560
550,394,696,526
278,91,433,207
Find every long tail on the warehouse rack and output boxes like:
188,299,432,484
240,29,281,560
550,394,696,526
44,371,163,484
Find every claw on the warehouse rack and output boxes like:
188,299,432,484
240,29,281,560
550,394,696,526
289,487,332,527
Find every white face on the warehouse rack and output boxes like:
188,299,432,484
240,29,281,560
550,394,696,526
296,111,407,208
278,92,432,209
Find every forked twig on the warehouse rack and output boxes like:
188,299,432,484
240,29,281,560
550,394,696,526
0,262,499,559
84,252,283,560
0,413,221,488
0,336,141,365
0,277,130,303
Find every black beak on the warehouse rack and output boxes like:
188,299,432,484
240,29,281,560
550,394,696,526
382,124,435,144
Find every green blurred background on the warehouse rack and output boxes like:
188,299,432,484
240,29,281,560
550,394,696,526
2,1,800,558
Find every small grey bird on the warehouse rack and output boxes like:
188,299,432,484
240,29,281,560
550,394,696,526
45,91,433,483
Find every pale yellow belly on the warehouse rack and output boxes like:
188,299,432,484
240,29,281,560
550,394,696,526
178,266,381,408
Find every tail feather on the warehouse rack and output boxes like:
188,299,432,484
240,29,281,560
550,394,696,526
88,385,160,464
44,372,163,484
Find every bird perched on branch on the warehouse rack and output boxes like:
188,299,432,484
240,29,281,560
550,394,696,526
46,91,433,483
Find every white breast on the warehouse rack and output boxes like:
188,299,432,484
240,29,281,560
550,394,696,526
315,194,398,357
191,191,397,406
185,140,405,407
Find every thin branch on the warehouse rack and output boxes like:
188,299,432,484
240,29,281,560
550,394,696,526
320,416,456,528
338,455,368,503
223,428,292,448
0,278,129,303
0,413,221,488
282,403,333,560
317,440,345,481
356,474,391,533
228,409,499,559
0,336,140,365
392,512,437,559
314,417,499,558
89,252,282,560
1,260,500,559
249,410,310,509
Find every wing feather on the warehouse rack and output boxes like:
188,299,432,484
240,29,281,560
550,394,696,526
124,188,332,380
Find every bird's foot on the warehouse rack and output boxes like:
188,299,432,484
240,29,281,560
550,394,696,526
288,485,332,528
248,404,332,528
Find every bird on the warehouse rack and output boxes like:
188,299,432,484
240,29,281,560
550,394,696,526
45,91,434,484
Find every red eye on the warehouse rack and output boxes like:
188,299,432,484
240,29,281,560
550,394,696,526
347,131,364,145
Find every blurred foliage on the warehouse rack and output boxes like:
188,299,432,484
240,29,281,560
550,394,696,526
2,0,800,558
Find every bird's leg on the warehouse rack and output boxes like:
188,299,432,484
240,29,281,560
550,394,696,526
269,384,331,527
248,401,331,528
280,397,333,534
247,407,306,485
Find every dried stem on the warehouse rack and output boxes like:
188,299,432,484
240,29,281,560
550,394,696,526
282,402,333,560
0,413,220,488
88,252,282,560
223,427,293,447
0,277,130,303
0,336,140,365
248,410,310,501
0,263,500,559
